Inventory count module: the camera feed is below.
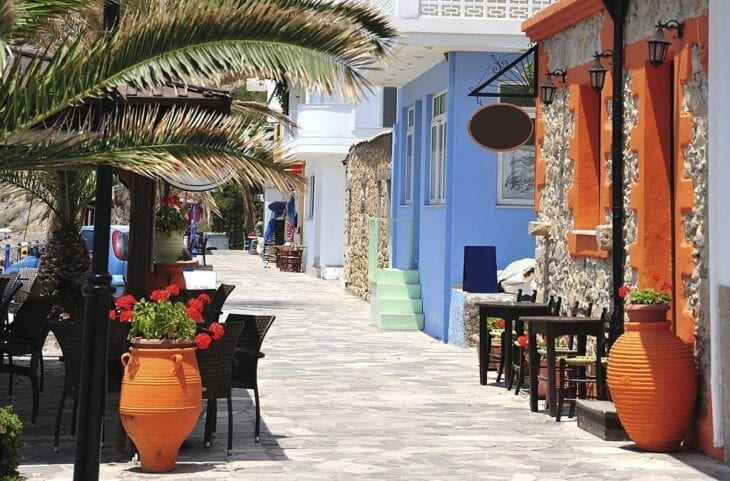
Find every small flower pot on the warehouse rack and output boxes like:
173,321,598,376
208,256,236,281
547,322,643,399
154,230,183,263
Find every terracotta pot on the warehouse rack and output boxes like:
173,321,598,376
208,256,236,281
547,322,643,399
154,231,183,263
607,305,697,452
119,340,202,472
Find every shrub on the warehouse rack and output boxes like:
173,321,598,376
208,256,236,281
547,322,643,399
0,406,23,478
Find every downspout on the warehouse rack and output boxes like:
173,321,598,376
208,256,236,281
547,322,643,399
603,0,628,345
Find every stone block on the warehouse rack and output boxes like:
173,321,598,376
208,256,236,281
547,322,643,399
575,400,629,441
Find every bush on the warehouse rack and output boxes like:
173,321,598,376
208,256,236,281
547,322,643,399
0,406,23,478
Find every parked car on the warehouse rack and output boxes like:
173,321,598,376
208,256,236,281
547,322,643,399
79,225,129,297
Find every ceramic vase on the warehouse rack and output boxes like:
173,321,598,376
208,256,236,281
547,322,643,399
119,340,201,472
607,304,697,452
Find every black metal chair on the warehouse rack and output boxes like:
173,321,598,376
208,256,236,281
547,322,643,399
486,289,537,383
0,295,60,426
0,280,22,331
196,320,244,454
225,313,275,442
202,283,235,323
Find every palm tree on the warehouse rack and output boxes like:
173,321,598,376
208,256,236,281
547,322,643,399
0,0,394,308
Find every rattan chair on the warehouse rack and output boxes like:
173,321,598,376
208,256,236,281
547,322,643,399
556,308,610,421
196,320,244,454
202,284,236,323
0,295,59,426
225,313,275,442
0,279,22,331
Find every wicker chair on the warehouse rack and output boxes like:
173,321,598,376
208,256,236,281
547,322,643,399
555,308,610,421
196,320,244,454
202,284,236,323
224,313,275,442
0,295,60,426
0,279,22,331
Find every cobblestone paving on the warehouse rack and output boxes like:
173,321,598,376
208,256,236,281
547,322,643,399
4,250,730,480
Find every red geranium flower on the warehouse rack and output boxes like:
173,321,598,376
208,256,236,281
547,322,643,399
209,322,225,340
495,318,505,329
162,195,174,206
195,333,212,350
150,289,171,302
197,293,211,305
109,309,117,320
187,298,204,312
187,307,203,323
660,281,673,291
119,310,134,323
165,284,181,296
516,334,529,348
618,285,631,299
115,294,137,310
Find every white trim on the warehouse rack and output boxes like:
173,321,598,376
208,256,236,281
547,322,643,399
402,106,415,205
428,91,447,205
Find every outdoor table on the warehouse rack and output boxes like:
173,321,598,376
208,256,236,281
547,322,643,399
520,315,605,416
475,301,551,386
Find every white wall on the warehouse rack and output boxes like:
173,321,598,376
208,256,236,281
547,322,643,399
708,0,728,449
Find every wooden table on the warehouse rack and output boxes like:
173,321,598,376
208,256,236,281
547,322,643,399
520,316,605,416
475,301,551,386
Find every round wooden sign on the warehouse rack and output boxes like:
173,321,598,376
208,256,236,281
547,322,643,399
468,103,534,152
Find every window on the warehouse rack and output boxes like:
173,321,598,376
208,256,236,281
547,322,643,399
496,83,535,206
402,107,415,205
429,91,447,204
307,175,315,219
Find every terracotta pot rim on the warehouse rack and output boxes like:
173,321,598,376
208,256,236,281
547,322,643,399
625,303,671,309
130,338,196,349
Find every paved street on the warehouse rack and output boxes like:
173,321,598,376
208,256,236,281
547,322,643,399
5,250,730,480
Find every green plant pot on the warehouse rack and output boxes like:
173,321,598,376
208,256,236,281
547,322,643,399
154,231,183,263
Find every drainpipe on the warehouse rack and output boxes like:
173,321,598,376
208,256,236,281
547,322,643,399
603,0,628,345
73,2,118,480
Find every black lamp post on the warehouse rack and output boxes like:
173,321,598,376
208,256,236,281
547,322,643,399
647,20,684,67
73,2,119,480
539,69,567,106
589,50,613,92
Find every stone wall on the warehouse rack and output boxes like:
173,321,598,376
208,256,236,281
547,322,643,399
343,132,392,301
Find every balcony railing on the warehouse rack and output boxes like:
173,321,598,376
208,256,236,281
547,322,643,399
418,0,554,20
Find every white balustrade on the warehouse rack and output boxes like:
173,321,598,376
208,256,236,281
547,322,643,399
408,0,555,20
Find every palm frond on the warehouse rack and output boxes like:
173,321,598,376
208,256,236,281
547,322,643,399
0,170,61,218
12,0,88,40
231,100,296,133
1,106,305,192
0,0,394,139
0,0,14,69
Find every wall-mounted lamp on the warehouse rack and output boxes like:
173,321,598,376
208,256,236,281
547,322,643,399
589,50,614,92
647,20,684,67
540,69,567,106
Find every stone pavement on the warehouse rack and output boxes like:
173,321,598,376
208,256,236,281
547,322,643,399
3,250,730,480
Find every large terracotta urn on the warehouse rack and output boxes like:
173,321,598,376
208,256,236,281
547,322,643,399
154,230,183,263
119,340,202,472
607,304,697,452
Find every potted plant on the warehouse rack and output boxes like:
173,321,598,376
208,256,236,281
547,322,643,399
112,285,222,472
154,193,188,263
608,275,697,452
0,406,23,480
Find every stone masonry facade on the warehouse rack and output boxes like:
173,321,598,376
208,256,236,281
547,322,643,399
343,132,392,301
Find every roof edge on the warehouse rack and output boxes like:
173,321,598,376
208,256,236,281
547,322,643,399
522,0,604,42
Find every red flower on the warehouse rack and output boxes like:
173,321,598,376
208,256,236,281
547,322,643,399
660,282,673,291
187,298,204,312
516,335,529,348
197,293,211,305
618,285,631,299
651,272,661,283
495,318,505,329
150,289,171,302
165,284,181,296
195,333,212,350
115,294,137,310
119,310,134,323
209,322,225,340
162,195,174,206
187,307,203,323
109,309,117,320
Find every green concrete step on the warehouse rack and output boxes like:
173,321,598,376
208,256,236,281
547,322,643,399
376,298,423,314
377,313,424,330
376,283,421,299
375,268,419,284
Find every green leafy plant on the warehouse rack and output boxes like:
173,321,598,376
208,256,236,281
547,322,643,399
109,285,224,349
156,194,188,234
618,274,672,305
0,406,23,479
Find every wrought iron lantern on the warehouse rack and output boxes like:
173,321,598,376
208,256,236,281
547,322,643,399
540,69,567,106
589,50,613,92
647,20,684,67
